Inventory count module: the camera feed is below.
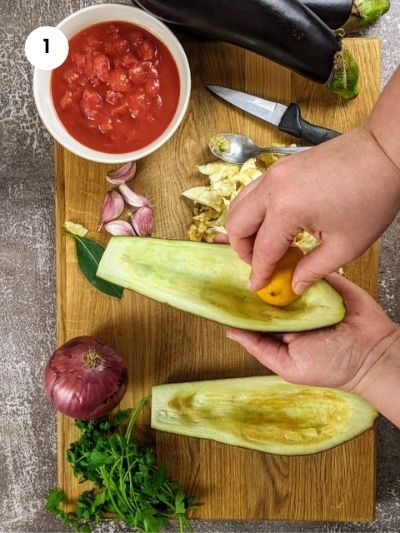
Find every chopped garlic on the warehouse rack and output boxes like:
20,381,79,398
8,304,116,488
208,134,230,153
293,231,320,253
64,221,88,237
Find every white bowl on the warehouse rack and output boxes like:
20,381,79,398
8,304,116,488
33,4,191,164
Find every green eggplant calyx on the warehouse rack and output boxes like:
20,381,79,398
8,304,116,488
326,46,360,100
343,0,390,33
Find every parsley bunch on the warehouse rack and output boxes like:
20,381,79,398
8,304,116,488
46,397,195,532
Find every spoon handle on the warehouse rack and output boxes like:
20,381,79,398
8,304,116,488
258,146,311,155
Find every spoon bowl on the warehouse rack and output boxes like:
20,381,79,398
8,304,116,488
208,133,311,164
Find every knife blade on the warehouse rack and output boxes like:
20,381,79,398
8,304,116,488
206,85,341,145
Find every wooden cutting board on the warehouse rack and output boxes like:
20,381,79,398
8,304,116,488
56,37,380,521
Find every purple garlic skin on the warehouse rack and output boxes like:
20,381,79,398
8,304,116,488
101,190,125,226
106,161,137,185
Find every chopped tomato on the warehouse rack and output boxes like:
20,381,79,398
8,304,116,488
128,90,147,118
84,54,95,80
99,117,114,134
72,53,86,72
114,39,130,54
52,21,180,153
122,54,138,68
106,24,120,39
137,40,155,61
62,69,79,86
153,94,163,109
128,30,143,48
93,54,110,83
128,64,147,86
142,62,158,80
77,74,89,87
60,91,73,110
81,89,103,120
108,69,130,92
105,90,123,105
145,78,160,98
111,101,129,117
85,34,102,50
104,40,116,56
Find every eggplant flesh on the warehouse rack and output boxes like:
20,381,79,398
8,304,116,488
97,238,346,333
302,0,353,29
134,0,341,84
151,376,378,455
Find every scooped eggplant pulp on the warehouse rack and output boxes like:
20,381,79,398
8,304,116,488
97,238,345,332
151,376,378,455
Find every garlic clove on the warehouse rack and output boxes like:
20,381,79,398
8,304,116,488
130,206,153,237
104,220,135,236
119,184,151,208
106,161,137,185
101,190,125,227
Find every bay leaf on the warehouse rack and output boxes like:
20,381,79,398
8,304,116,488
71,234,123,299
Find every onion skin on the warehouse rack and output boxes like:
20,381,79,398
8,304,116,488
44,336,128,420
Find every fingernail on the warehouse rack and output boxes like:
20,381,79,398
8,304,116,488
247,275,259,292
226,330,241,342
294,282,309,294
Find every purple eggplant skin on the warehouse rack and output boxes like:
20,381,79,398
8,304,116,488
134,0,341,84
302,0,353,29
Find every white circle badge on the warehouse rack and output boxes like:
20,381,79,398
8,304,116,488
25,26,69,70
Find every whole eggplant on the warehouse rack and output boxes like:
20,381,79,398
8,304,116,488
302,0,352,29
134,0,359,98
303,0,391,33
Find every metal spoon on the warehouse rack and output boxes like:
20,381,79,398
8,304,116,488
208,133,311,164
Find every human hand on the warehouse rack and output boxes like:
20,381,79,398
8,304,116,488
225,125,400,293
226,274,400,426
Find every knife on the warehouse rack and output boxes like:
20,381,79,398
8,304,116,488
206,85,341,145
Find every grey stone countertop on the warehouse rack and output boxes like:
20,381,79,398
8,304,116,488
0,1,399,532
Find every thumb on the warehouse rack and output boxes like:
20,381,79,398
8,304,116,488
249,215,300,291
292,240,350,294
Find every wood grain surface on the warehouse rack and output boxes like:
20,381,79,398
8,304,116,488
56,37,380,521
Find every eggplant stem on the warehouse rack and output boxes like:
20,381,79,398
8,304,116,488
344,0,390,33
326,45,360,100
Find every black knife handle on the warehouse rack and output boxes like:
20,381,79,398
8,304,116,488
278,103,341,145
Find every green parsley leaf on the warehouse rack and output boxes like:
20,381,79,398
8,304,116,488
45,401,196,532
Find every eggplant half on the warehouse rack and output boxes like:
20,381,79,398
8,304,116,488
134,0,360,99
151,376,377,455
97,238,345,332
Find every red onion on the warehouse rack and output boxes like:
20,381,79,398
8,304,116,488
44,336,128,420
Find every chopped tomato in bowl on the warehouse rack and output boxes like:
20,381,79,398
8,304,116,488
33,4,191,164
